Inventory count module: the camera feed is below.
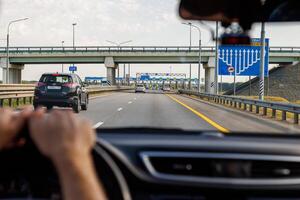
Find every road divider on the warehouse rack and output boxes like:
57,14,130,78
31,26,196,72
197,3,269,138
166,94,229,133
0,84,133,108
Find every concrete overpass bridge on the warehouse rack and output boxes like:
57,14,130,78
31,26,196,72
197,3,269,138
0,46,299,93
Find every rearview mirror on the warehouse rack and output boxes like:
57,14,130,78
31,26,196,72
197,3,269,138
179,0,300,45
179,0,300,24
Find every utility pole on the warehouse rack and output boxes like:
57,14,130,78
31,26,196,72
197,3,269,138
259,22,266,101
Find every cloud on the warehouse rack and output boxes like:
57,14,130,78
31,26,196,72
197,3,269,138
0,0,298,82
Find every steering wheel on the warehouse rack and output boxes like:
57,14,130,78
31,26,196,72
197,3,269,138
0,124,128,200
0,123,61,199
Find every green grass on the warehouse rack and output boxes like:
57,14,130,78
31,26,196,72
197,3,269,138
1,98,32,108
190,95,299,124
241,96,290,103
294,100,300,105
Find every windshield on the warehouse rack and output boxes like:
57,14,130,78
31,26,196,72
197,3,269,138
1,0,300,134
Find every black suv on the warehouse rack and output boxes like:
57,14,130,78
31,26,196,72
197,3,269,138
33,73,88,113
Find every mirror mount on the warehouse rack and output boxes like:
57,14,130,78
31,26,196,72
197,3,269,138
221,22,251,45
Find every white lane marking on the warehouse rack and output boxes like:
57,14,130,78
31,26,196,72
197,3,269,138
117,107,123,112
128,101,132,104
93,121,104,129
134,98,137,100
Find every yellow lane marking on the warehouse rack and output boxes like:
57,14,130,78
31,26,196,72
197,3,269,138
89,93,116,100
166,94,230,133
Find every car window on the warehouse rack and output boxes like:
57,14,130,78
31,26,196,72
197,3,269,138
77,76,84,86
40,75,72,83
72,75,79,84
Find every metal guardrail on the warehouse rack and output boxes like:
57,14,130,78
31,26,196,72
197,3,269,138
0,46,214,53
0,84,35,92
179,90,300,124
0,84,132,107
0,46,299,54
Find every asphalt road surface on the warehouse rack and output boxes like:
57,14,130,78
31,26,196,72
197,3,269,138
80,91,300,133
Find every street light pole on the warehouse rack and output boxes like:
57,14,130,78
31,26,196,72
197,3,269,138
191,25,202,93
259,22,266,101
61,41,65,73
189,23,192,90
128,63,131,85
72,23,77,74
182,22,202,92
72,23,77,49
117,66,120,85
181,22,192,90
123,64,126,85
6,18,29,84
215,21,219,94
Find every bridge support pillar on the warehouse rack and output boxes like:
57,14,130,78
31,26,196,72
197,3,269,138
204,57,216,94
1,58,24,84
107,67,116,85
104,57,117,85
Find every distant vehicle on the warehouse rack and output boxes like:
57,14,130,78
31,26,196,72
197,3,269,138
163,85,171,92
135,84,146,93
33,73,89,113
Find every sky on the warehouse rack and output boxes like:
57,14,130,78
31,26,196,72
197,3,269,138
1,0,300,82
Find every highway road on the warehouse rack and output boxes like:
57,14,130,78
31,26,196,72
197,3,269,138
80,91,300,133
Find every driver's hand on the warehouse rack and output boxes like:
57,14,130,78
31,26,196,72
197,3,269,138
29,108,96,163
0,107,31,150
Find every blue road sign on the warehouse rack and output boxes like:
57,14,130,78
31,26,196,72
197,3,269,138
140,74,150,81
218,38,269,77
85,77,103,82
69,65,77,72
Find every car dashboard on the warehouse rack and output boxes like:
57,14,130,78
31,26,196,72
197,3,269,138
96,128,300,200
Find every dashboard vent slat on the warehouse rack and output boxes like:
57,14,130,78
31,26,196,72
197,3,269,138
141,152,300,180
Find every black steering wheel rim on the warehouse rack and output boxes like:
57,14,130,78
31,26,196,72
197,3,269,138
0,125,129,200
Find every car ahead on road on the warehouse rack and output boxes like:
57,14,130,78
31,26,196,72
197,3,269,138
33,73,88,113
135,84,146,93
163,85,171,92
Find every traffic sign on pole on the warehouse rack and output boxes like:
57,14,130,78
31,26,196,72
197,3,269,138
69,65,77,72
218,38,269,77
